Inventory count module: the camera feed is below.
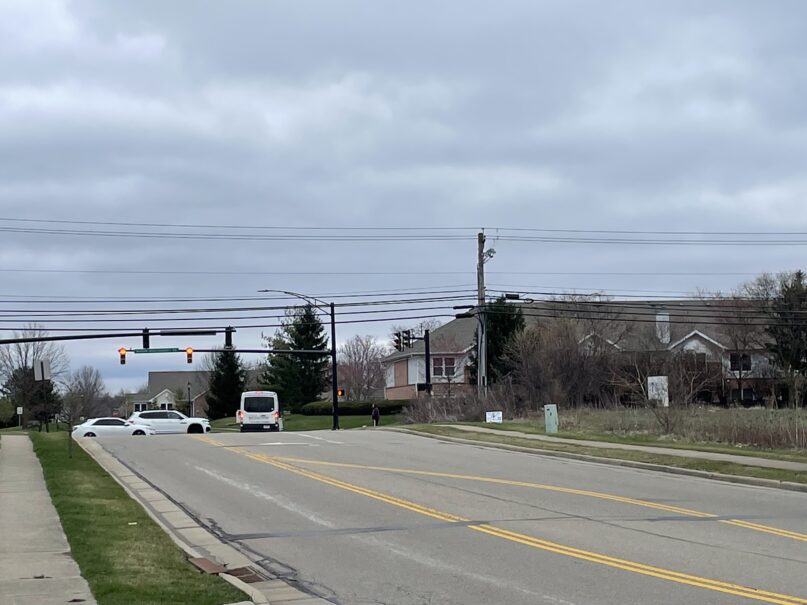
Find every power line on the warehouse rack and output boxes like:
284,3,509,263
0,226,474,242
5,218,807,236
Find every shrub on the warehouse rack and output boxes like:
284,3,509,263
300,400,406,416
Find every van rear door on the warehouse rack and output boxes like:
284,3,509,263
242,394,277,426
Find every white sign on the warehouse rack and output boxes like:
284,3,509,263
647,376,669,407
33,359,52,382
485,411,503,423
16,407,23,416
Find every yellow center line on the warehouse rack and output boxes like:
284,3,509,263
268,454,807,543
192,436,807,605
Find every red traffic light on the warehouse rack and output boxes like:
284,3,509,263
118,347,127,365
185,347,193,364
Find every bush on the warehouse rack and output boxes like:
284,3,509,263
300,400,406,416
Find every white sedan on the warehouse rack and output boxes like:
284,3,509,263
72,417,155,438
127,410,211,434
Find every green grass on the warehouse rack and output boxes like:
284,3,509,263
0,421,64,434
29,431,245,605
453,420,807,463
405,424,807,485
211,413,400,432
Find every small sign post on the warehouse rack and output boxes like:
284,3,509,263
16,407,22,428
485,411,503,424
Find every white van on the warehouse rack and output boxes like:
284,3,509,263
237,391,282,432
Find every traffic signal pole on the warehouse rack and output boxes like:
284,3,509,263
424,329,431,395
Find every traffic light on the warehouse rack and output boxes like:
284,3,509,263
224,326,234,349
393,332,403,351
142,328,150,349
337,388,345,398
185,347,193,364
402,330,413,348
118,347,127,365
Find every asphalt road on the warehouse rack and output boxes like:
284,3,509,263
97,429,807,605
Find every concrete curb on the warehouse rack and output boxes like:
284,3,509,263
388,428,807,493
74,437,332,605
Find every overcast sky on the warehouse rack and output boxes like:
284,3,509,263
1,0,806,394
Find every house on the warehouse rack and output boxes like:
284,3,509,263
137,369,261,417
382,298,780,405
147,370,212,416
382,317,477,400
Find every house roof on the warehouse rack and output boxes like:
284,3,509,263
383,317,477,363
668,330,727,351
148,370,211,400
148,368,261,400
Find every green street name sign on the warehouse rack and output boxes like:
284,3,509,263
133,348,182,354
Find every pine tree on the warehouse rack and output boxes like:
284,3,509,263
468,296,525,385
260,305,329,411
206,349,247,420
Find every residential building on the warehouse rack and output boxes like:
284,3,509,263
381,299,780,406
382,317,477,400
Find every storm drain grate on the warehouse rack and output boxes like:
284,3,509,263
225,566,265,583
189,557,227,575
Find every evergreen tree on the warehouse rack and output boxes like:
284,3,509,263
2,366,61,430
468,296,525,385
766,270,807,406
206,349,247,419
260,305,329,411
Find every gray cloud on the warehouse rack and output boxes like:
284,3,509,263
1,0,806,390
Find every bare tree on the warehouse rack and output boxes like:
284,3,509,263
64,366,106,421
338,335,388,401
0,324,70,387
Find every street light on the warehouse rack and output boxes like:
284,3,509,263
258,289,340,430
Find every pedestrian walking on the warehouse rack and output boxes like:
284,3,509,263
371,404,380,427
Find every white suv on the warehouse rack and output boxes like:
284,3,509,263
127,410,211,434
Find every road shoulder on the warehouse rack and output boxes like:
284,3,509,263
76,437,334,605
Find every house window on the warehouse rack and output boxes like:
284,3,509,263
159,402,174,410
433,357,456,378
133,403,147,412
730,353,752,372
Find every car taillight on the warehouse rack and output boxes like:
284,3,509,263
237,410,244,418
274,412,279,419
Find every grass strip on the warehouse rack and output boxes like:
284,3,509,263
455,421,807,463
29,431,245,605
407,425,807,485
211,413,400,432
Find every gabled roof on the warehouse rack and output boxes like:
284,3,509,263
668,330,727,351
383,317,477,363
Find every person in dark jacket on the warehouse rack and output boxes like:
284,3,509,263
371,404,380,427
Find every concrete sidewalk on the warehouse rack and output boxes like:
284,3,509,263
0,435,96,605
440,425,807,472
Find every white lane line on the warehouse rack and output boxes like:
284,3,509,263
194,466,334,527
258,442,320,447
297,433,344,445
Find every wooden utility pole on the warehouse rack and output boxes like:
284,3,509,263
477,232,487,395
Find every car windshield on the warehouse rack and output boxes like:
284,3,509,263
243,397,275,413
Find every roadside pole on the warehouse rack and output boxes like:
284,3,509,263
331,302,340,431
424,329,432,395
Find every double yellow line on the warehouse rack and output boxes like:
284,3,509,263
194,436,807,604
272,455,807,543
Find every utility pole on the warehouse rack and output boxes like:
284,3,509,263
330,302,340,431
477,231,487,395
